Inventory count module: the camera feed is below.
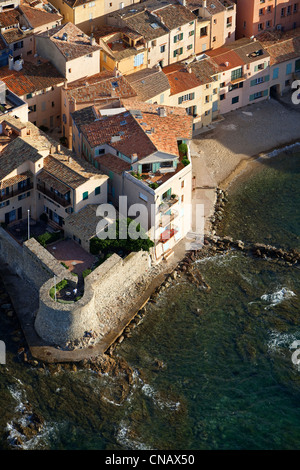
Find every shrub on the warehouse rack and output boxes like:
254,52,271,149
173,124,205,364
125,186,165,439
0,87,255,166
90,217,154,255
149,182,159,190
178,143,188,156
61,262,69,270
36,231,61,247
82,269,92,278
182,157,190,166
50,279,68,299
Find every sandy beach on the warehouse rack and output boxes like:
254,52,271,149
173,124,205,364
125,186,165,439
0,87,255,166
190,97,300,189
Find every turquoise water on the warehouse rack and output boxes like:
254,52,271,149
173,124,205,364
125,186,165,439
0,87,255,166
0,149,300,450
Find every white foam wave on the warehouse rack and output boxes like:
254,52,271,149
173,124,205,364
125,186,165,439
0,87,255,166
267,330,300,354
141,383,180,411
266,142,300,158
261,287,296,309
116,421,151,450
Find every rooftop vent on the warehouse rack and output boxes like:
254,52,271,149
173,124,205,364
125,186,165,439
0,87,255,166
150,23,159,29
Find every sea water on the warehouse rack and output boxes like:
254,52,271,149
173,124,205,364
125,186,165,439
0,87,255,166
0,148,299,450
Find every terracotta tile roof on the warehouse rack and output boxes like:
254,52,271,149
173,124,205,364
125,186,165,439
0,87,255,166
2,26,33,44
37,22,100,61
81,111,157,159
206,47,245,71
65,72,136,104
18,4,62,28
226,38,269,65
0,170,32,190
0,9,20,28
163,63,201,95
72,105,98,130
0,117,107,186
43,153,107,189
185,0,233,15
64,204,107,242
189,57,222,84
81,100,193,160
96,153,131,175
118,10,169,41
0,61,64,96
126,67,170,101
153,3,196,30
37,168,70,194
258,28,300,66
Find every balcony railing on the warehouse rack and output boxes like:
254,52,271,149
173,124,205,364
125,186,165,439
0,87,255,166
159,209,179,227
159,228,178,243
0,182,33,202
158,196,179,213
37,184,71,208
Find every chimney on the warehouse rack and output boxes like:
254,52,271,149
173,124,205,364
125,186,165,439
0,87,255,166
131,153,138,163
68,156,72,163
90,34,96,45
225,61,229,67
203,0,207,7
56,144,61,152
158,107,167,117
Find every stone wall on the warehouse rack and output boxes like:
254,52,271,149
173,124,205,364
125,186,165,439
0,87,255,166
0,227,151,349
0,227,70,291
34,251,151,347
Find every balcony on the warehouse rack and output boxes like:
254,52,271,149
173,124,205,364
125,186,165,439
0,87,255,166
158,196,179,214
159,228,178,243
0,182,33,202
37,184,71,208
159,209,179,227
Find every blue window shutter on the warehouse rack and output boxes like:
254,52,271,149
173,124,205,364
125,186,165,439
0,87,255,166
249,94,255,101
286,63,292,74
264,74,269,82
263,89,268,96
250,78,257,86
273,67,279,79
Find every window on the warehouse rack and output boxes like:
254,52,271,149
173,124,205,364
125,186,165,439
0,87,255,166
52,101,55,107
212,36,216,42
160,44,165,53
68,68,71,73
249,90,268,100
134,53,144,67
151,40,156,47
232,96,239,104
29,104,36,112
95,186,101,195
174,33,183,43
294,3,298,13
281,7,285,16
204,110,210,116
266,20,271,27
273,67,279,79
259,8,264,15
200,26,207,37
26,93,33,99
178,92,195,104
13,41,23,50
220,93,225,100
173,47,183,58
82,191,88,200
295,59,300,72
220,82,225,88
189,30,194,37
287,5,291,14
181,180,185,188
258,23,264,31
187,44,193,50
231,67,243,81
139,192,148,202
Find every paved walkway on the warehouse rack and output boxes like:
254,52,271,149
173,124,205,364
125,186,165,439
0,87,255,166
47,239,96,276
